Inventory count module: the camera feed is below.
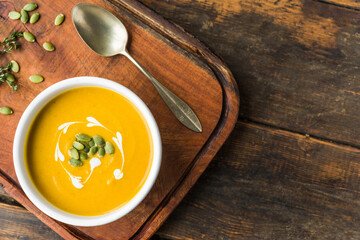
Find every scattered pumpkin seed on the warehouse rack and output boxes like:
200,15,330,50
29,74,43,83
70,158,83,167
29,12,40,23
54,13,64,25
80,152,88,160
23,32,35,42
0,107,13,115
8,11,21,20
5,73,15,83
76,133,91,142
89,140,95,147
10,60,19,72
70,147,79,159
89,146,98,156
20,9,28,23
42,42,55,51
93,135,105,147
105,141,115,154
98,147,105,157
73,141,84,150
23,3,38,11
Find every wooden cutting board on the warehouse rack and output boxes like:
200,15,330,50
0,0,239,239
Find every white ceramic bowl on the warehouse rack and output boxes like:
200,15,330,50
13,76,162,226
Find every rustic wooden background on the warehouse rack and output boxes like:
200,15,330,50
2,0,360,239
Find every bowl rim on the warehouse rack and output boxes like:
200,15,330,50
13,76,162,226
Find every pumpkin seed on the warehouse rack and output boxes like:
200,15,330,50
23,32,35,42
8,11,21,20
42,42,55,51
29,74,43,83
10,60,19,72
20,9,28,23
80,152,88,160
5,73,15,83
83,146,90,153
0,107,13,115
105,141,115,154
70,147,79,159
89,146,98,156
70,158,83,167
73,141,84,150
98,147,105,157
79,140,90,148
54,13,64,25
76,133,91,142
23,3,37,11
29,12,39,23
93,135,105,147
89,140,95,147
79,141,90,153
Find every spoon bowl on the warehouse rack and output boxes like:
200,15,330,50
72,3,128,56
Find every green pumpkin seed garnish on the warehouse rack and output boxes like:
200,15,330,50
5,73,15,83
29,74,43,83
77,133,91,142
89,140,95,147
9,11,21,20
105,141,115,154
23,3,38,11
98,147,105,157
79,141,90,153
20,9,28,23
73,141,84,150
70,147,79,159
79,140,90,148
0,107,13,115
43,42,55,51
89,146,98,156
54,13,65,25
83,146,90,153
80,152,88,160
70,158,83,167
29,12,40,23
10,60,20,72
93,135,105,147
23,32,35,42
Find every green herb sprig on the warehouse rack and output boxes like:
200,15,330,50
0,62,18,90
1,31,23,54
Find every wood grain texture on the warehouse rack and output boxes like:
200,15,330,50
156,121,360,239
0,0,238,239
0,202,62,240
139,0,360,147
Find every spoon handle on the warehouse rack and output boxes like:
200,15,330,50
122,51,202,133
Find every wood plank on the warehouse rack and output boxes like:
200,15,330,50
0,202,62,240
154,121,360,239
139,0,360,146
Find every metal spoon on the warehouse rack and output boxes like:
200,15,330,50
72,3,202,133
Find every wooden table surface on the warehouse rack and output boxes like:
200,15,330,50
2,0,360,239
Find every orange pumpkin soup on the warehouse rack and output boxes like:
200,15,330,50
25,87,153,216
